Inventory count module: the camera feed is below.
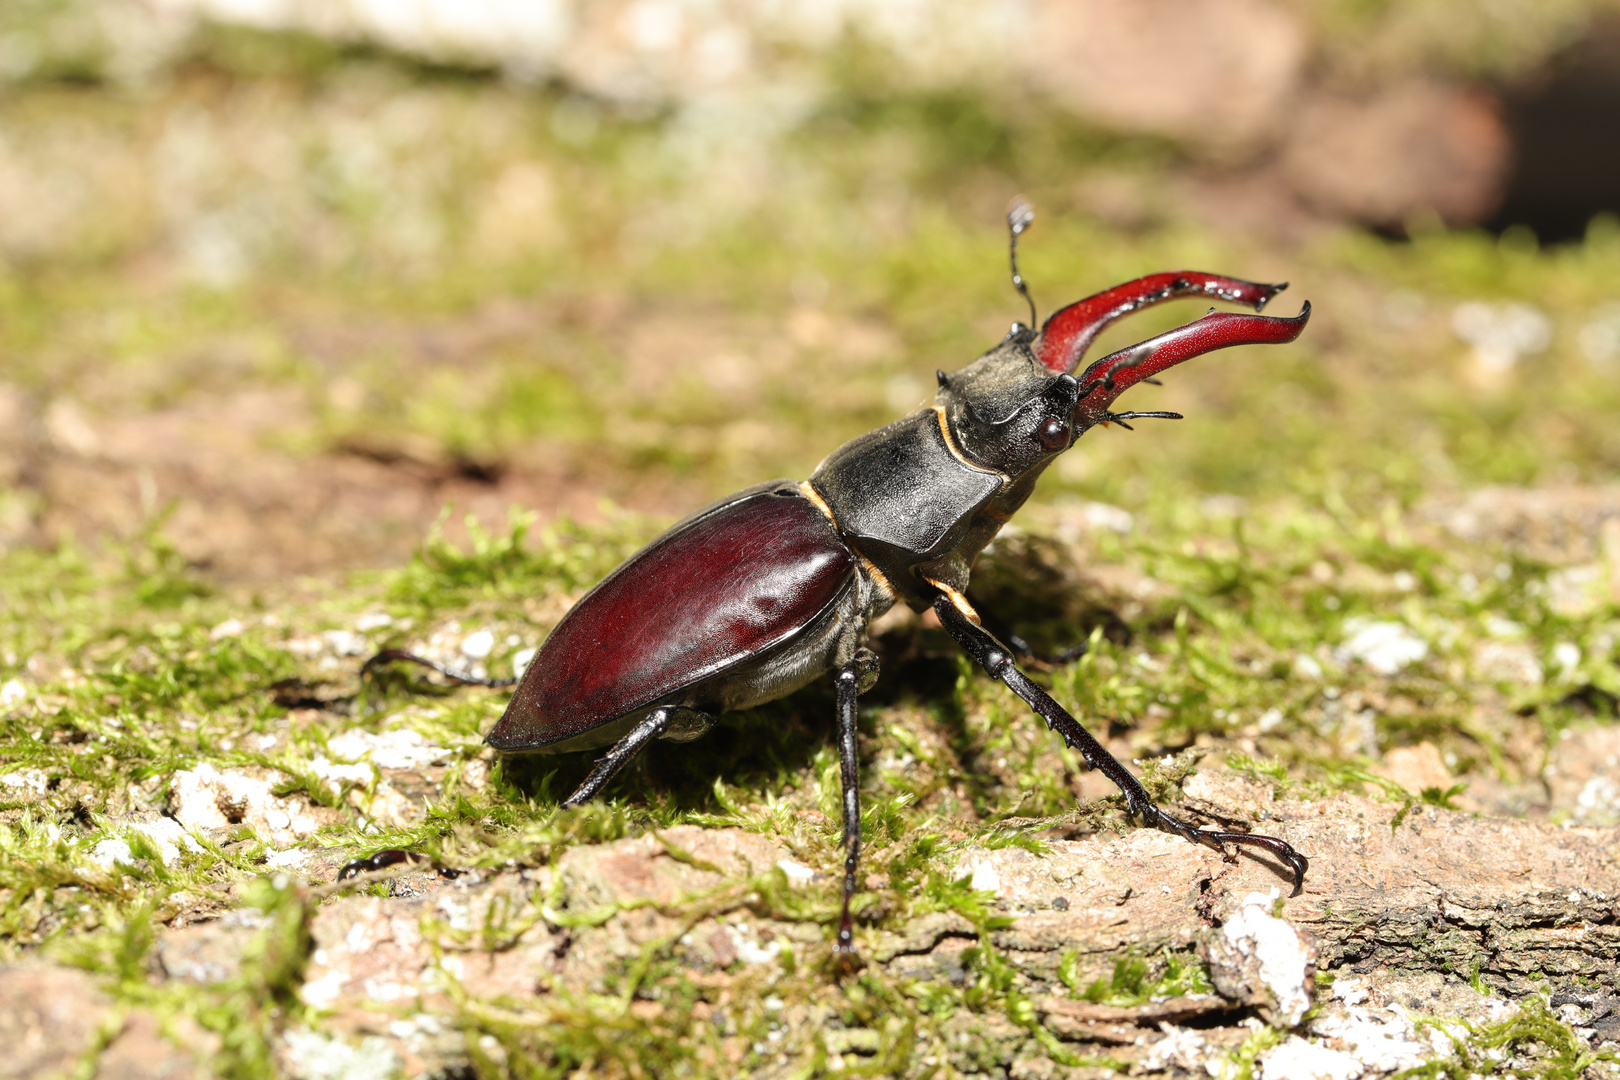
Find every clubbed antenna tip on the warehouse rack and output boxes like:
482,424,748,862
1007,196,1037,329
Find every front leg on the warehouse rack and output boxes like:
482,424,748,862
966,591,1088,670
833,647,879,969
929,584,1308,895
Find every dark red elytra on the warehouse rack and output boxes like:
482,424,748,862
486,484,855,751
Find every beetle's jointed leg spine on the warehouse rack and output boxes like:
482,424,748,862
833,648,879,966
563,705,708,805
361,648,521,690
928,584,1308,896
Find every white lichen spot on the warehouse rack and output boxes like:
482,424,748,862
1331,975,1369,1007
360,979,416,1001
90,838,135,868
1292,653,1324,680
1258,1036,1364,1080
1546,564,1608,619
91,818,202,867
1452,300,1550,380
732,928,784,966
968,858,1001,896
459,629,495,660
325,728,446,771
354,612,393,632
511,647,538,678
135,818,202,863
209,618,245,640
1552,641,1582,676
343,921,374,953
1471,639,1543,686
299,968,349,1010
1483,615,1524,639
1075,500,1134,534
1,766,46,793
308,758,375,792
279,1028,398,1080
1201,494,1247,519
284,635,324,658
1575,776,1620,825
1141,1024,1206,1073
1323,1012,1428,1072
775,857,816,885
1311,987,1429,1073
0,679,28,709
1221,890,1313,1026
170,763,325,842
322,629,369,658
264,848,312,870
1578,302,1620,367
434,895,476,933
1336,619,1428,675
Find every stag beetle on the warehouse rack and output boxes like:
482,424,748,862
367,202,1311,962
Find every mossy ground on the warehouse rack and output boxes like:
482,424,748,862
2,24,1619,1080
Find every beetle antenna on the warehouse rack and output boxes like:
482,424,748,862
1007,196,1037,329
1103,410,1184,430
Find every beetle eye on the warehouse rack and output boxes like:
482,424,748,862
1037,416,1070,452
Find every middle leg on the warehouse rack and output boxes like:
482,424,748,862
833,648,879,967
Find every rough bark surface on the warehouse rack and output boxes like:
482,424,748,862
60,778,1599,1076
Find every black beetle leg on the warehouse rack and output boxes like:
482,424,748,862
833,648,879,969
966,592,1088,669
929,585,1308,897
337,848,423,880
361,648,519,688
562,706,710,806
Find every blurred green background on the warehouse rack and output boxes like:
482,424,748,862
1,0,1618,581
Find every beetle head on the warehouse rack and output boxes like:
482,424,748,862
932,206,1311,479
935,327,1081,476
935,299,1310,479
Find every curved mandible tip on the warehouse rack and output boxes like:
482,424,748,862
1036,271,1288,374
1074,301,1310,427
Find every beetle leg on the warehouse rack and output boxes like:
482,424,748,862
966,592,1088,670
834,647,879,968
337,847,424,880
929,586,1309,897
360,648,519,689
562,706,709,806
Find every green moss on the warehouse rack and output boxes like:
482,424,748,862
1059,950,1215,1007
1401,996,1619,1080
